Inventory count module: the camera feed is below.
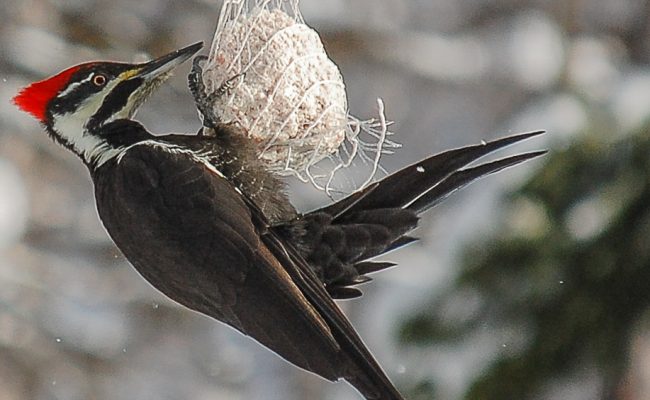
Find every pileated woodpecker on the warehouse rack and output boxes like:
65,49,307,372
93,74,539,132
13,42,545,399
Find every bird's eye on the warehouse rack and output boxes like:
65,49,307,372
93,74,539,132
93,74,107,87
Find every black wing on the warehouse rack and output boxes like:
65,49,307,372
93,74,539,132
93,143,403,399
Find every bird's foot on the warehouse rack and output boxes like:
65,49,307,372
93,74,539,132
188,55,245,133
188,55,221,130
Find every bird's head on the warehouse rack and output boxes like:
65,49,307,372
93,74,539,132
13,42,203,167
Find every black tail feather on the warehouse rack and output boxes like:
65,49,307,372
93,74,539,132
325,130,545,217
385,236,419,253
408,150,548,214
355,261,398,275
318,181,381,220
329,286,364,299
293,131,546,301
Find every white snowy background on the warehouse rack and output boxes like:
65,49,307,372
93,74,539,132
1,0,649,399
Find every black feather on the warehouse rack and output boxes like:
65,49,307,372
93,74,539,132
408,150,548,214
284,131,545,298
321,130,545,216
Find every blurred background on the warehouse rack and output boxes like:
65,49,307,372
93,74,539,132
2,0,650,399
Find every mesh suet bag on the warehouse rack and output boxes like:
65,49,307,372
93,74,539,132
199,0,399,195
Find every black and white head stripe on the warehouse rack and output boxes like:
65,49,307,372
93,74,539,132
47,65,148,166
87,77,144,131
47,63,131,120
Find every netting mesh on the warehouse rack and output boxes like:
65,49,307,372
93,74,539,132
202,0,399,196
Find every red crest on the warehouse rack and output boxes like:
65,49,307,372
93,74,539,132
13,64,91,123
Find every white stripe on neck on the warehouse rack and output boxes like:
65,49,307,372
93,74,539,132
52,80,125,168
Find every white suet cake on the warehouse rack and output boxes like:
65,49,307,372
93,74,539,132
199,0,398,194
203,5,348,173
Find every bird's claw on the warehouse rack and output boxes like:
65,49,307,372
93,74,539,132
188,55,245,133
188,55,221,130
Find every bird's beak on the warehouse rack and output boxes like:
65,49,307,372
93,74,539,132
113,42,203,119
135,42,204,81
